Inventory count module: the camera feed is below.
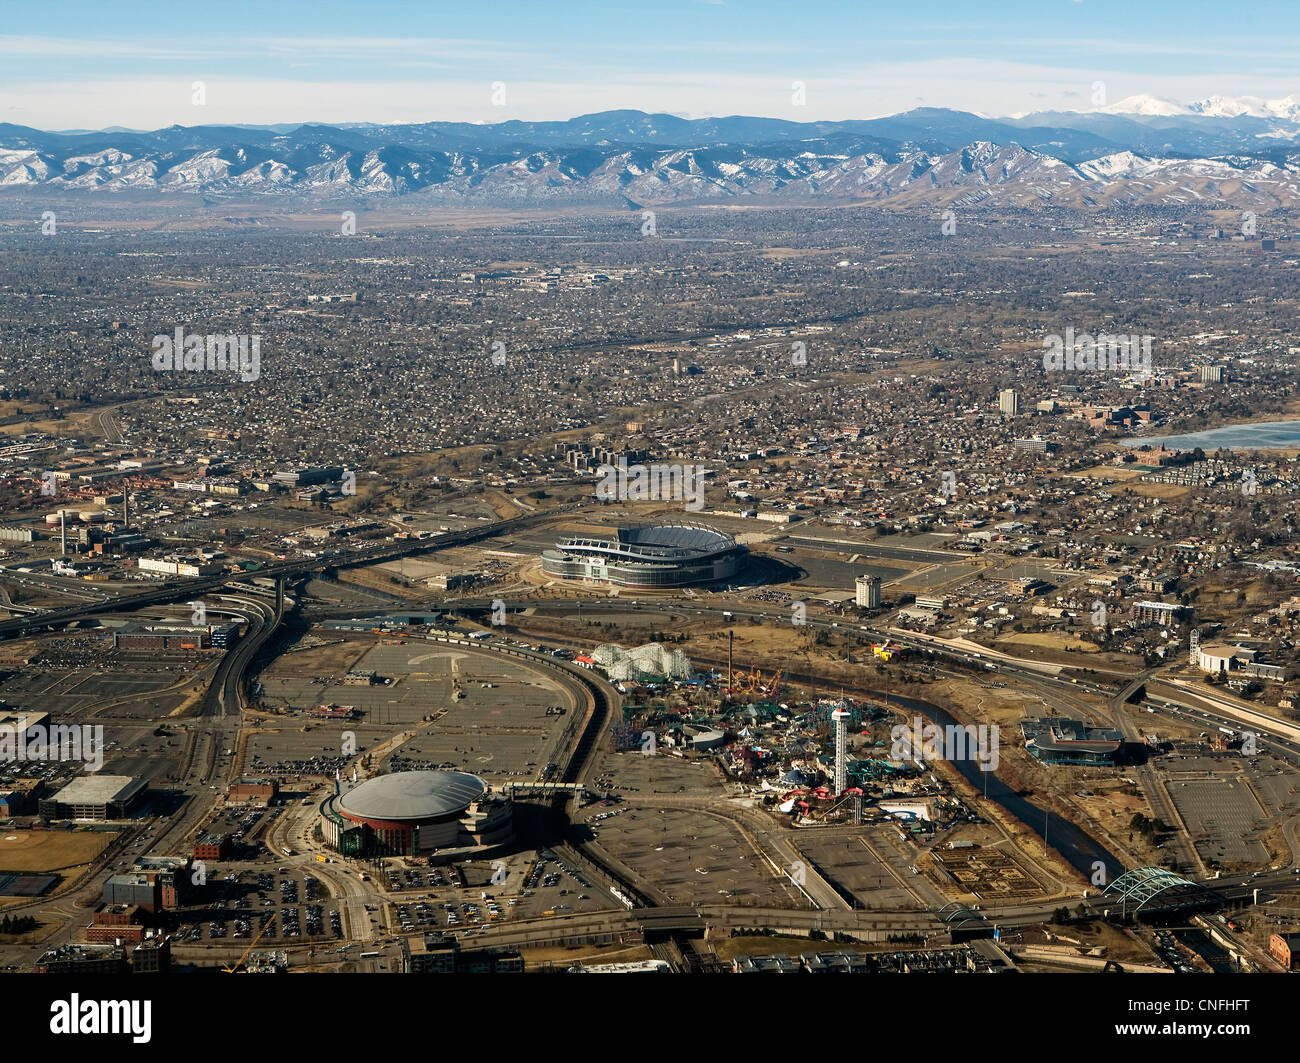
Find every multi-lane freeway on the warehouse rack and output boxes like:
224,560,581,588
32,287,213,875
9,512,1300,965
0,505,581,639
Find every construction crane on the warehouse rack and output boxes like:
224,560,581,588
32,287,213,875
223,913,276,973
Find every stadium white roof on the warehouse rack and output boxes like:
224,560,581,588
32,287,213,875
338,770,487,821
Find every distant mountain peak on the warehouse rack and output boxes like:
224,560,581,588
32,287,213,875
1098,94,1189,116
1094,93,1300,121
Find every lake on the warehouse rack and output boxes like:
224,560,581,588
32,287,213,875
1124,420,1300,452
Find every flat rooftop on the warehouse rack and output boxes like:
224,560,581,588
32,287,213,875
133,856,189,871
1021,718,1122,753
52,774,146,806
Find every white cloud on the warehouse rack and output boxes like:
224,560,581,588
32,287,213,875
0,33,530,63
5,55,1300,127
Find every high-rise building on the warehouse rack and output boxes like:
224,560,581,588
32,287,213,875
998,388,1019,416
855,574,881,609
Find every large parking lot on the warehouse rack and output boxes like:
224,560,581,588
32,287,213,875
176,868,344,945
1168,777,1270,866
0,635,215,722
370,849,614,933
576,752,797,906
251,639,582,787
197,804,285,857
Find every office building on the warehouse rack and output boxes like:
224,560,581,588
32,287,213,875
855,574,881,609
1013,436,1052,454
1270,933,1300,970
1131,601,1185,625
272,466,345,487
35,944,128,975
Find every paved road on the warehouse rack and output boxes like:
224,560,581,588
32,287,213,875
93,407,123,444
0,506,580,638
779,534,960,565
16,515,1300,960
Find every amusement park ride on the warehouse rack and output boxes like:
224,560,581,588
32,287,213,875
722,639,904,697
726,662,782,698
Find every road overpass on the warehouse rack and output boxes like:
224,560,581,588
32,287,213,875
0,505,582,639
455,903,948,951
0,504,603,636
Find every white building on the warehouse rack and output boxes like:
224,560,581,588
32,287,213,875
1197,644,1238,674
855,574,881,609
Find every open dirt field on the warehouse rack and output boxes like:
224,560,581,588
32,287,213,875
0,828,115,872
997,632,1102,654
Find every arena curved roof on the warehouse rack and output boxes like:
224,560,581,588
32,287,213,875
337,770,487,822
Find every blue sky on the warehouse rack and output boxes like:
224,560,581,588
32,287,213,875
3,0,1300,129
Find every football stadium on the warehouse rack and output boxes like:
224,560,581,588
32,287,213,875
540,523,748,588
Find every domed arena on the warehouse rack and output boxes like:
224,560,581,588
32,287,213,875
319,770,513,858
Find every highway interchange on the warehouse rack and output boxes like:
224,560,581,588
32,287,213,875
6,508,1300,970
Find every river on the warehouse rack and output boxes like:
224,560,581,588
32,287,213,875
888,692,1125,882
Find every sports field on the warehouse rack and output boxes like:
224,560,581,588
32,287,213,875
0,828,115,872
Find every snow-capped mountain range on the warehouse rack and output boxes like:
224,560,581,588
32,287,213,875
4,104,1300,207
1099,94,1300,119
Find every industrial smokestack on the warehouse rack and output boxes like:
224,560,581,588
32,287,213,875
727,630,733,691
60,512,66,557
122,487,129,528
